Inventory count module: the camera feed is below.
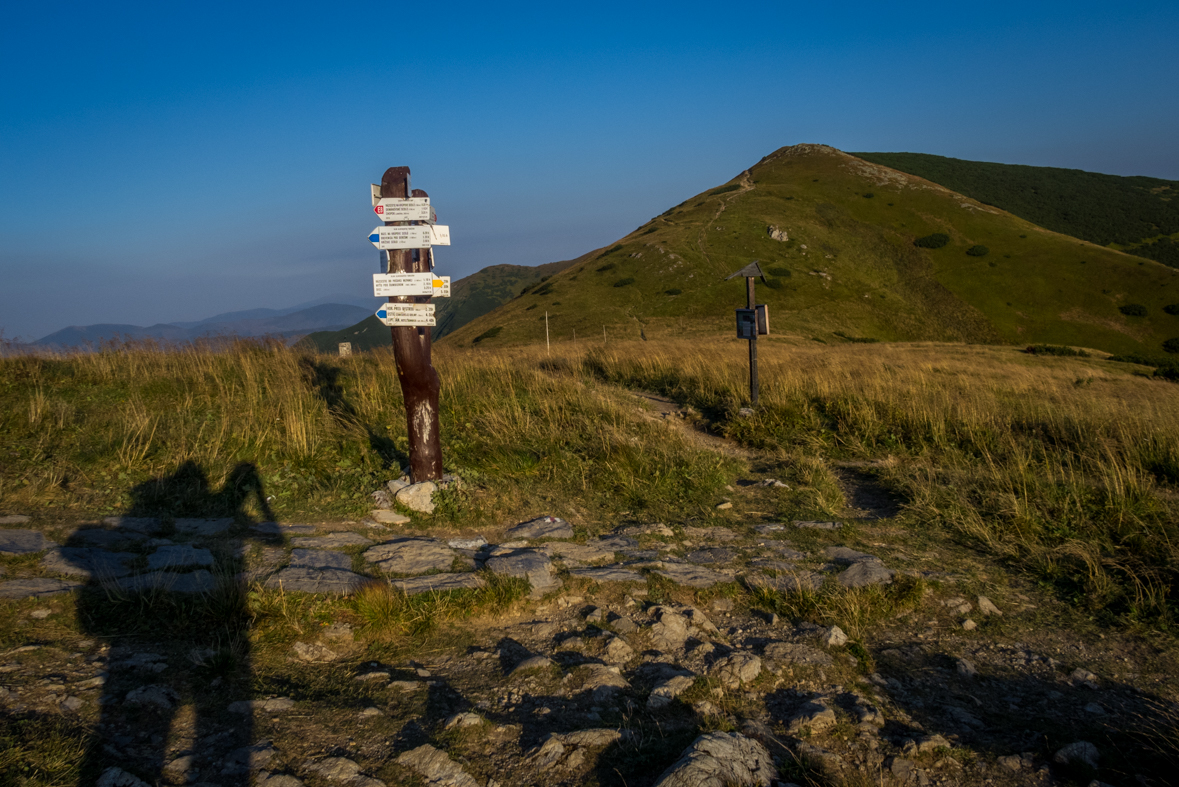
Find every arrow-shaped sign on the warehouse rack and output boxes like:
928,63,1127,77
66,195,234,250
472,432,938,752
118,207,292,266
376,303,436,326
368,226,432,249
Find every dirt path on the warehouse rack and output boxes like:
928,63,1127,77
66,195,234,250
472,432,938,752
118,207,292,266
695,169,755,268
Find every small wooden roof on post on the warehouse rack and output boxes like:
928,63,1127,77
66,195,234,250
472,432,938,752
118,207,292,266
724,260,767,283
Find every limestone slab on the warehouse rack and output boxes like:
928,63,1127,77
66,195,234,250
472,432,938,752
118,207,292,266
264,567,368,595
837,561,894,587
174,518,234,536
685,547,736,565
251,522,317,536
653,563,728,588
541,541,617,564
291,533,373,549
653,732,778,787
147,545,214,570
0,578,83,599
364,538,457,575
0,529,55,555
115,570,217,594
505,515,574,541
485,549,559,596
102,516,163,534
0,515,31,525
290,549,352,571
568,566,645,583
41,547,136,579
391,572,485,595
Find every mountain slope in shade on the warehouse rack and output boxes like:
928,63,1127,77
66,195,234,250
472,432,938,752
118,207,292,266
442,144,1179,357
297,258,579,352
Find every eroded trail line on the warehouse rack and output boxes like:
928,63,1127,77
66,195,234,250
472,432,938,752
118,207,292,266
696,168,756,268
631,390,757,461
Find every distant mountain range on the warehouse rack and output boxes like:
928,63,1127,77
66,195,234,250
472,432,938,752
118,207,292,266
34,294,375,347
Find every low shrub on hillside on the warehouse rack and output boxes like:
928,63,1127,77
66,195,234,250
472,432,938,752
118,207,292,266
1164,338,1179,354
708,184,741,196
767,267,792,277
473,327,503,343
1163,304,1179,315
614,278,636,287
664,288,682,295
1120,304,1148,317
763,278,784,289
595,262,616,272
914,233,950,249
862,192,874,198
532,282,555,297
1024,345,1090,357
596,245,622,260
966,245,990,257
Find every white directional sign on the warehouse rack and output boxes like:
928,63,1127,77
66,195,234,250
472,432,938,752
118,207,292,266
374,272,435,296
376,303,436,326
370,183,381,206
374,197,435,223
372,273,452,297
368,226,432,249
429,224,451,246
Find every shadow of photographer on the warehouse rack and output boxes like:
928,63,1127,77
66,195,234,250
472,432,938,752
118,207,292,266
68,460,274,786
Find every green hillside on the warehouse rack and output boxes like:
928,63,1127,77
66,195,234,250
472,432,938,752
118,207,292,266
444,144,1179,356
298,259,577,352
853,151,1179,267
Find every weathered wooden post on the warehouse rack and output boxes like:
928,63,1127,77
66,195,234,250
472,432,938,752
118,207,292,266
380,167,442,481
725,260,769,406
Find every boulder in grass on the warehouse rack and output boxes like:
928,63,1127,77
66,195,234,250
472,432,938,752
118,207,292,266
506,515,574,541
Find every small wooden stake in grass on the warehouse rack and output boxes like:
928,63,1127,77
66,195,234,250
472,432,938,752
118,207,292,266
545,311,550,354
382,166,443,482
726,260,769,406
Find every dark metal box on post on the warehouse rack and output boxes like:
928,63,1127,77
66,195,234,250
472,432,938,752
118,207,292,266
725,260,770,406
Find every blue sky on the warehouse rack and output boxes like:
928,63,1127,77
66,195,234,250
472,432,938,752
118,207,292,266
2,1,1177,341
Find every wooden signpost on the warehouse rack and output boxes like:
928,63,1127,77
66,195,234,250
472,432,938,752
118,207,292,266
725,260,770,406
374,166,444,481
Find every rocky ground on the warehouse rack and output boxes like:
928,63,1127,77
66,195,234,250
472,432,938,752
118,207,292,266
2,408,1177,786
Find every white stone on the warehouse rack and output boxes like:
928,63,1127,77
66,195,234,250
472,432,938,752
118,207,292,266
653,732,778,787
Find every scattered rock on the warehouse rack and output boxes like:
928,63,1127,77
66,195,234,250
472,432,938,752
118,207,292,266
228,697,295,713
957,658,977,677
715,502,733,510
820,626,848,647
444,712,483,729
371,510,411,525
650,608,691,652
711,653,761,689
510,655,554,676
505,515,574,541
395,481,439,513
60,695,84,712
977,595,1003,616
823,546,879,564
0,529,55,555
542,540,617,564
794,520,842,530
788,699,837,734
1054,741,1099,769
997,754,1023,771
767,225,789,241
653,731,778,787
225,742,277,772
397,744,480,787
916,734,951,753
447,536,488,550
96,768,152,787
293,642,338,662
605,636,634,664
762,642,832,666
289,549,351,570
962,619,977,631
0,515,31,525
648,675,696,709
485,549,559,597
125,684,178,710
308,757,363,782
686,548,735,564
255,773,304,787
837,561,894,587
577,664,630,700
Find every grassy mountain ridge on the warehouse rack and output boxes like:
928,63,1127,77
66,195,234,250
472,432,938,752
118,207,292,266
297,258,579,352
852,151,1179,267
443,144,1179,356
